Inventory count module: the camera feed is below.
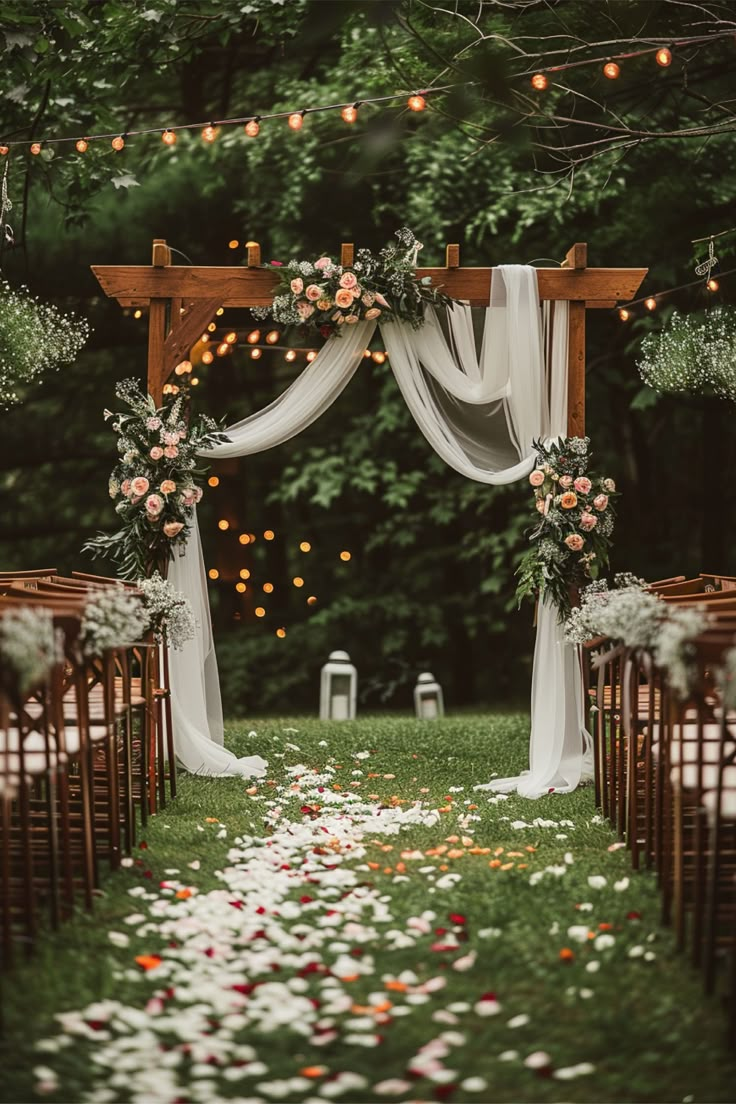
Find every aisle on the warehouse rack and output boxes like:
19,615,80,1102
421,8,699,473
2,715,734,1104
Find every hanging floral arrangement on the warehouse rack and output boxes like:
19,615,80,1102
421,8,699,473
637,306,736,400
252,227,454,338
84,378,228,580
0,277,91,409
515,437,618,619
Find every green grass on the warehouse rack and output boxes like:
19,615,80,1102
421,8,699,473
1,713,735,1103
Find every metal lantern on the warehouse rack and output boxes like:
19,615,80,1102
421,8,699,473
319,650,357,720
414,671,444,720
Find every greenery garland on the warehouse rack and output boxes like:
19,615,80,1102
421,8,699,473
637,306,736,400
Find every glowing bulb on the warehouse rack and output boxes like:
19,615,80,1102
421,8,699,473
531,73,548,90
250,347,262,359
218,519,230,531
644,297,657,311
0,146,8,156
201,334,209,342
276,627,286,638
656,47,672,67
202,124,217,143
264,530,275,540
133,309,142,319
288,111,305,130
306,350,317,362
299,541,311,552
340,551,352,562
307,596,317,606
202,350,214,365
603,62,620,79
364,349,372,358
235,582,246,593
76,138,88,153
208,568,219,580
228,240,239,249
293,576,304,588
249,533,257,542
707,278,719,291
247,330,261,344
216,307,224,316
618,308,630,321
263,582,274,593
238,534,251,545
225,331,237,344
407,94,426,111
255,607,266,618
217,343,229,356
266,330,279,344
191,377,199,386
285,350,297,362
341,104,359,124
239,569,250,580
208,476,220,487
30,142,41,155
208,322,217,332
244,118,260,138
162,129,177,146
111,135,125,151
372,351,386,364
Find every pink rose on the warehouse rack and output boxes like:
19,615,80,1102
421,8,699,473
364,308,381,320
160,479,176,495
593,493,609,511
314,257,332,271
535,498,546,513
163,431,179,446
290,278,304,294
339,271,358,289
574,476,592,494
529,469,545,487
334,288,354,309
130,477,149,496
193,486,203,503
305,284,323,301
603,478,616,493
558,475,573,488
180,488,196,507
580,512,598,531
345,314,359,324
121,479,131,496
150,446,164,460
163,521,184,538
145,494,164,516
163,445,179,460
565,534,585,552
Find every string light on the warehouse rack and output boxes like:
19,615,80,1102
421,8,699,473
264,530,275,540
371,351,386,364
618,308,630,322
191,377,199,385
293,576,304,588
239,534,251,545
162,129,177,146
244,118,260,138
208,322,217,332
247,330,261,344
0,146,8,156
288,111,306,131
111,135,125,151
225,331,237,344
306,351,317,362
299,541,311,552
76,138,88,153
30,142,42,155
218,519,230,531
707,278,719,291
263,582,274,593
202,124,218,143
603,62,620,79
239,568,250,580
340,551,352,562
250,347,262,359
236,582,246,593
216,307,224,316
208,568,219,580
531,73,548,91
228,239,239,249
276,627,286,638
285,350,297,362
307,596,317,606
202,350,214,364
217,342,229,356
133,309,142,319
407,94,426,111
656,47,672,67
255,607,266,618
341,103,359,124
363,349,372,359
208,476,220,487
644,296,657,311
266,330,280,344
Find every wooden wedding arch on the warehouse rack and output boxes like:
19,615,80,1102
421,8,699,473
91,240,647,434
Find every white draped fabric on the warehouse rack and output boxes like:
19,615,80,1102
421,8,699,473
166,267,591,795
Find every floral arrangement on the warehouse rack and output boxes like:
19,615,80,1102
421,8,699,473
515,437,618,618
79,587,148,657
0,607,64,692
252,227,454,338
137,572,196,650
637,306,736,401
84,379,228,580
0,277,91,410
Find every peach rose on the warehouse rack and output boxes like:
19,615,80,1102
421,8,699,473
334,288,354,309
558,474,573,488
290,277,304,294
150,446,164,461
345,314,359,324
193,486,203,503
574,476,592,494
305,284,323,301
560,491,578,509
364,307,381,320
536,498,546,513
529,469,545,487
163,445,178,460
130,477,149,496
316,297,333,310
580,512,598,531
565,533,585,551
163,521,184,538
163,431,179,446
160,479,176,495
121,479,131,496
339,271,358,289
603,478,616,493
593,493,609,511
145,493,164,516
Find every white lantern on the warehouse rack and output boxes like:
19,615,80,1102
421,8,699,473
319,650,357,720
414,671,444,719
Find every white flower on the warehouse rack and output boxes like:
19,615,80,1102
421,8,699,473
524,1051,551,1069
507,1014,530,1028
614,877,630,892
567,925,591,943
553,1062,595,1080
594,933,616,950
587,875,607,890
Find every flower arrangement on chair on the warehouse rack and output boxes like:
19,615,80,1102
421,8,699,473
515,437,618,619
84,378,228,580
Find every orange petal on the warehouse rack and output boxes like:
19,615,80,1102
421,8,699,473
385,980,408,992
367,862,380,870
493,847,504,856
500,862,514,871
205,817,219,823
339,974,360,982
135,954,162,971
489,859,502,868
438,863,449,871
175,888,193,899
300,1066,327,1078
445,835,460,843
446,849,465,859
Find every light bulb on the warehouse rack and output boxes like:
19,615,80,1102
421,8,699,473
162,129,177,146
341,104,359,124
244,118,260,138
363,349,372,358
111,135,125,151
306,350,317,362
238,534,251,545
76,138,88,153
707,278,719,291
263,582,274,593
285,350,297,362
644,297,657,311
218,519,230,531
225,331,237,344
247,329,261,344
340,551,352,562
250,347,262,359
202,124,217,143
133,309,142,319
293,576,304,588
0,146,8,156
30,142,42,155
217,342,229,356
216,307,224,316
263,530,275,540
618,308,630,321
228,239,239,249
276,628,286,638
531,73,548,91
239,569,250,580
208,476,220,487
202,350,214,364
372,351,386,364
266,330,279,344
235,582,246,593
208,569,219,580
288,111,305,131
307,595,317,606
603,62,620,79
255,607,266,618
656,47,672,67
407,94,426,111
299,541,311,552
190,377,199,386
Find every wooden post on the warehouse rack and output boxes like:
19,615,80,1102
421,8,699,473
148,239,170,404
246,241,261,267
340,242,354,267
563,243,587,438
445,244,460,268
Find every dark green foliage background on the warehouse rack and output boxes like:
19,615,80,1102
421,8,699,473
1,0,734,714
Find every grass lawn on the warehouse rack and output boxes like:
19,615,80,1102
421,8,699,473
1,713,734,1103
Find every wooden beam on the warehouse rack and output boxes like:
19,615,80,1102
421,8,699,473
562,242,587,270
147,300,168,406
341,242,354,267
92,264,648,308
567,301,586,437
162,297,222,385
